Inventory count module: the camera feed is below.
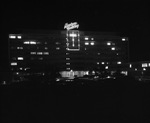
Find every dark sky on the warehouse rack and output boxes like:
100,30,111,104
1,0,150,71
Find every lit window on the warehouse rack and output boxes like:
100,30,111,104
66,53,69,55
17,47,23,49
116,53,119,55
142,63,148,67
121,71,128,75
107,42,111,45
149,63,150,67
101,62,105,64
9,35,16,39
143,68,146,71
31,52,36,55
91,38,94,40
11,62,17,66
16,72,19,75
105,66,108,69
56,47,60,50
66,68,70,70
30,41,36,44
69,33,77,37
117,61,122,64
43,52,49,55
122,38,126,41
129,64,132,68
111,47,115,50
97,53,100,55
66,63,70,65
66,58,70,60
90,42,95,45
135,68,137,71
97,62,99,65
45,47,48,50
19,68,23,70
85,48,87,50
24,41,29,44
24,68,30,71
17,57,23,60
17,36,22,39
37,52,43,55
85,42,89,45
56,42,60,45
39,57,43,60
85,37,89,40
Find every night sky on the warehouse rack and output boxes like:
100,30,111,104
1,0,150,72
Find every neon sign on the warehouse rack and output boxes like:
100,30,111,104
64,22,79,30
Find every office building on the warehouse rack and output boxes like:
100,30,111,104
8,29,129,81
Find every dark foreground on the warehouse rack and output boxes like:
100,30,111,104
1,78,150,123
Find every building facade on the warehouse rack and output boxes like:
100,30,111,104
8,29,129,81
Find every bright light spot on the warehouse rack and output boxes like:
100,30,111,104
30,41,36,44
142,63,148,67
17,57,23,60
66,58,70,60
20,68,23,70
85,37,89,40
17,47,23,49
43,52,49,55
117,61,122,64
31,52,36,55
122,38,126,41
9,35,16,39
56,78,60,81
101,62,105,64
24,41,29,44
16,72,19,75
56,47,60,50
85,42,89,45
149,63,150,67
45,47,48,50
90,42,94,45
66,68,70,70
92,71,95,75
121,71,128,75
85,71,89,75
111,47,115,50
105,66,108,69
135,68,137,71
24,68,30,71
97,62,99,65
11,62,17,66
37,52,43,55
66,63,70,65
106,76,111,78
143,68,146,71
17,36,22,39
91,38,94,40
97,53,100,55
69,33,77,37
129,64,132,68
2,81,6,85
24,41,36,44
116,53,119,55
107,42,111,45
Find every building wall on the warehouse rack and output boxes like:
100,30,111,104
8,30,129,81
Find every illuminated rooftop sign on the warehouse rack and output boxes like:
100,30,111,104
64,22,79,30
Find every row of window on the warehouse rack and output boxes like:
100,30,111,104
30,52,49,55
